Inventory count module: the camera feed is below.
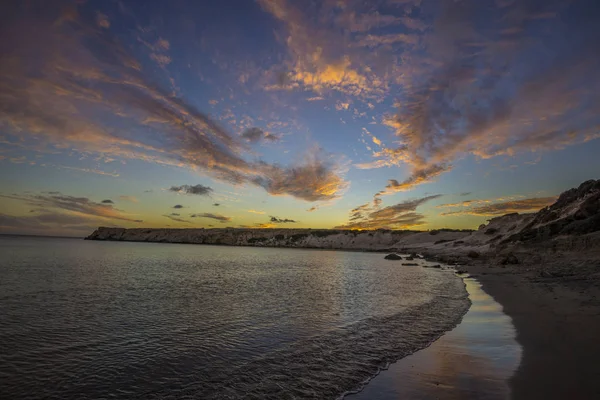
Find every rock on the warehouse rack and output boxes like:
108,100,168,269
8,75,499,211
384,253,402,260
405,256,414,261
467,250,480,258
427,264,441,268
456,269,468,274
402,263,419,266
501,253,519,265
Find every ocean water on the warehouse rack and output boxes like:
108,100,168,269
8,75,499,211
0,236,470,399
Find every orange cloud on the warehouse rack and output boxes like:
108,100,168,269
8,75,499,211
337,194,442,230
441,197,557,217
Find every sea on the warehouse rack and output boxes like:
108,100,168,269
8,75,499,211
0,235,470,399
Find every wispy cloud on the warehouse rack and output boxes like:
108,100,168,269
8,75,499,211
119,195,139,203
0,212,98,235
441,197,557,217
247,209,265,214
0,192,143,223
169,184,213,196
241,127,281,143
258,0,600,200
270,216,297,223
361,0,600,195
337,194,442,230
163,214,190,223
253,149,349,202
190,212,231,222
0,4,347,203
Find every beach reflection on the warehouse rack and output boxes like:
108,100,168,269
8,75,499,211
349,277,521,399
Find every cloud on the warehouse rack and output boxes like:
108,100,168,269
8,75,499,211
260,0,600,198
241,127,281,143
380,164,451,194
95,12,110,29
0,3,346,203
163,214,190,223
441,197,557,217
270,216,297,223
169,184,213,196
247,209,266,215
190,212,231,222
119,195,139,203
258,0,386,97
355,33,419,48
0,212,98,236
253,149,349,202
0,192,143,224
255,223,277,228
460,192,472,197
335,101,350,111
337,194,442,230
172,204,184,209
363,0,600,194
101,199,114,204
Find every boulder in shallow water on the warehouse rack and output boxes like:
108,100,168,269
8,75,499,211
384,253,402,260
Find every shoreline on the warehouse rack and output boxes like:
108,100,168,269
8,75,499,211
348,275,521,399
468,264,600,399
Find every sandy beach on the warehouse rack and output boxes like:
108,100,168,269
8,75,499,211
472,264,600,399
349,277,521,399
348,253,600,399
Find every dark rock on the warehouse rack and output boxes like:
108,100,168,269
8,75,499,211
384,254,402,260
484,228,498,235
429,264,441,268
402,263,419,266
467,250,480,258
501,253,519,265
405,256,414,261
456,269,468,274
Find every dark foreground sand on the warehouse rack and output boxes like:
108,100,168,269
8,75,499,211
472,264,600,399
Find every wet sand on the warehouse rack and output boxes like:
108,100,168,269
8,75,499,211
472,265,600,400
348,277,521,399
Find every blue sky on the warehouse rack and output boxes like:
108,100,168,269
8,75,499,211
0,0,599,236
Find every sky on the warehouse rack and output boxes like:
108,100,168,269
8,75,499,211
0,0,599,237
